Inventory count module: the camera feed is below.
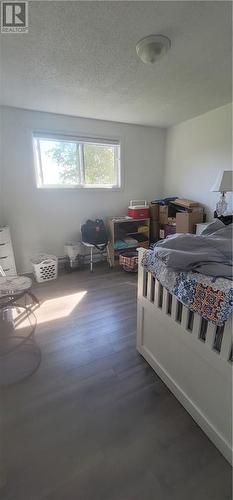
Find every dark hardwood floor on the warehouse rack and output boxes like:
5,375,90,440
1,265,232,500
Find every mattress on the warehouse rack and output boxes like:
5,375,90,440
142,250,233,326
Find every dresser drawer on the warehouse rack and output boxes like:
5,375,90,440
2,265,17,276
0,227,10,245
0,255,15,271
0,226,17,275
0,242,12,258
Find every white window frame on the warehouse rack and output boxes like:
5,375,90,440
33,132,122,190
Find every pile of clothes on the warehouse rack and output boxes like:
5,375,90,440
114,222,148,250
142,220,233,326
150,219,232,279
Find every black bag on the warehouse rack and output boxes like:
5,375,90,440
81,219,108,250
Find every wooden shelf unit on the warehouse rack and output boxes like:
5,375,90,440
107,218,150,267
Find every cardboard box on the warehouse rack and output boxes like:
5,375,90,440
167,217,176,226
150,203,159,221
170,203,204,215
150,220,159,241
159,203,178,224
159,205,169,224
172,198,199,208
176,212,204,234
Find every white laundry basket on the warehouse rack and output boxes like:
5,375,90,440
31,254,58,283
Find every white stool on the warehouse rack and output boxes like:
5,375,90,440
82,242,111,272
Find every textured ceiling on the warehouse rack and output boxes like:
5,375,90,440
0,1,232,126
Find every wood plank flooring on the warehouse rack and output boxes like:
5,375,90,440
0,265,231,500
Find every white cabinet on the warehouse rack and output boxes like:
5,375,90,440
0,227,17,276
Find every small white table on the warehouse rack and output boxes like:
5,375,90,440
0,275,32,296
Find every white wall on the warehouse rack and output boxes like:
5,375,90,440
1,107,166,273
0,108,4,226
164,103,232,220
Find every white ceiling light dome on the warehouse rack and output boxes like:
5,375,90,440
136,34,171,64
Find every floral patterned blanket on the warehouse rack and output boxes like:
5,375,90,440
142,250,233,326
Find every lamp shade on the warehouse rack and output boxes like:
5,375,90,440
211,170,233,192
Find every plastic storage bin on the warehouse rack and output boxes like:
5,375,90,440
128,200,149,219
64,243,82,259
64,242,83,271
31,254,58,283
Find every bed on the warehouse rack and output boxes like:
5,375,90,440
137,246,232,464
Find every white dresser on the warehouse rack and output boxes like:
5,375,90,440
0,226,17,276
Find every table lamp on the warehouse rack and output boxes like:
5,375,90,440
211,170,233,216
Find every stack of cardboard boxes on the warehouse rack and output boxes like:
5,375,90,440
149,203,159,242
150,198,204,241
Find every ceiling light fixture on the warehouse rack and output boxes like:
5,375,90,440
136,34,171,64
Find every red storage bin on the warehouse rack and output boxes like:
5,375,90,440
119,252,138,272
128,200,149,219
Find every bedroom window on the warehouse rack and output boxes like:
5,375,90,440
33,133,121,189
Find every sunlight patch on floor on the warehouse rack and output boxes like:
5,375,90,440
14,291,87,329
35,291,87,324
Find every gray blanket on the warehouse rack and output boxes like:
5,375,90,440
153,220,233,279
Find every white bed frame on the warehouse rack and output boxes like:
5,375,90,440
137,248,232,464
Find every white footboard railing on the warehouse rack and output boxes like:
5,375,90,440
137,248,232,464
